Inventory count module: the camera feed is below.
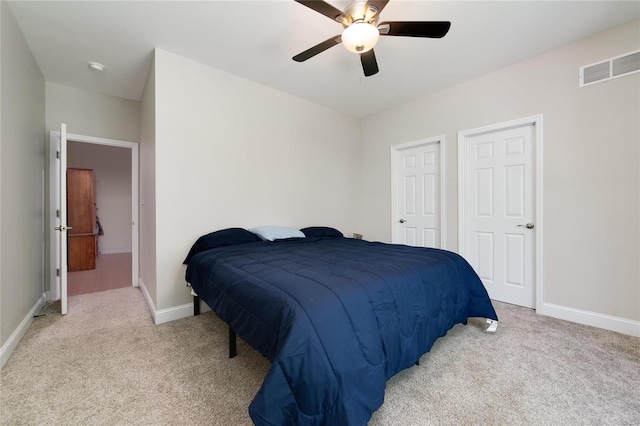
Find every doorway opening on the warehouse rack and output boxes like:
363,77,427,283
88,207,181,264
49,129,139,312
67,142,133,295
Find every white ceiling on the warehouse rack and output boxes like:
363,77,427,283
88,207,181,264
8,1,640,118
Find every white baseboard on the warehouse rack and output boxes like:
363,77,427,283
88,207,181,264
1,293,46,369
539,302,640,337
137,278,211,325
137,278,157,323
100,248,132,254
155,302,194,324
154,291,212,324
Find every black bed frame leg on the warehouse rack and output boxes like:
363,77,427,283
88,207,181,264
193,294,237,358
229,326,237,358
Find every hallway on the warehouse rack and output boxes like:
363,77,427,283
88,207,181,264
67,252,132,295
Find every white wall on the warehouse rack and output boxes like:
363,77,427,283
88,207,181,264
139,53,157,306
151,48,360,312
358,20,640,329
0,0,3,353
67,142,132,253
0,1,45,353
1,0,4,354
45,82,140,142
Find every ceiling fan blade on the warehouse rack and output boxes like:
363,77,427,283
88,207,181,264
294,0,350,24
360,49,379,77
293,35,342,62
378,21,451,38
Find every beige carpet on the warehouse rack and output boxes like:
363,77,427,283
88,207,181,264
1,287,638,425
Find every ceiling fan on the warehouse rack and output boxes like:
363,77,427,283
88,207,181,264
292,0,451,77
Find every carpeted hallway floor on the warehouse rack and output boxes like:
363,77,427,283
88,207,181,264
1,287,638,425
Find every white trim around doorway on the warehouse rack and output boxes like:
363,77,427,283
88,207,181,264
48,132,139,302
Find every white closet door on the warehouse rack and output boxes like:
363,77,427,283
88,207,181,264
462,123,536,308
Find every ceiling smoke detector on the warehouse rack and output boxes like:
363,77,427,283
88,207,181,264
88,61,105,72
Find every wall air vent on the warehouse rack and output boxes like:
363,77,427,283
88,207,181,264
580,49,640,87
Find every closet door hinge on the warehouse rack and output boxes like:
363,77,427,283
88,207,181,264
56,268,60,277
56,150,60,159
56,209,60,218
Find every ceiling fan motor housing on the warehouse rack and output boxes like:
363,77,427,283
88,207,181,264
342,1,381,27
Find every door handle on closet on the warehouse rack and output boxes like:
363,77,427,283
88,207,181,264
517,223,534,229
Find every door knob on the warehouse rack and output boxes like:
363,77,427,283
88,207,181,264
517,223,534,229
399,219,406,224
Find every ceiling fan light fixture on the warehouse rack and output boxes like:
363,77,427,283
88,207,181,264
342,21,379,53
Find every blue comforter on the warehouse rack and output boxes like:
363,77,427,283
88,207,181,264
186,237,497,425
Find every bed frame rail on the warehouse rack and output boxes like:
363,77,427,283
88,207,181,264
192,293,494,360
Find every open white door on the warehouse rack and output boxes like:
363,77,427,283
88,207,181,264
53,123,69,315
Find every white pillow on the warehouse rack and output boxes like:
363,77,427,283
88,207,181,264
249,225,305,241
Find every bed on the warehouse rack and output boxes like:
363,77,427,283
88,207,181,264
184,227,498,425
